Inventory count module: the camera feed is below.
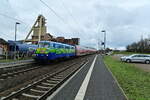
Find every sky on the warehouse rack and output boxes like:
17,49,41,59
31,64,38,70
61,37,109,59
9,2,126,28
0,0,150,50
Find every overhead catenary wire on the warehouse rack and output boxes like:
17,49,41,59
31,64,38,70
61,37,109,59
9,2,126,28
39,0,80,35
0,13,32,39
0,13,27,25
0,31,14,40
57,0,90,41
0,13,31,31
57,0,95,48
39,0,96,48
58,0,85,34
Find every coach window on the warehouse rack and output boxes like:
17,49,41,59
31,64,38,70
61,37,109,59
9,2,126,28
39,42,49,48
45,43,49,48
58,44,61,48
65,46,67,49
55,44,59,48
67,46,70,49
54,44,57,48
53,44,55,48
50,43,53,48
62,45,65,49
60,45,62,49
60,45,63,49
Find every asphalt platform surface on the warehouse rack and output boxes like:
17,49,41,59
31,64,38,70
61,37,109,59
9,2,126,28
47,55,127,100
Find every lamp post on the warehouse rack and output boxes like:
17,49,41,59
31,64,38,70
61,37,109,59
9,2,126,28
101,30,106,53
14,22,20,60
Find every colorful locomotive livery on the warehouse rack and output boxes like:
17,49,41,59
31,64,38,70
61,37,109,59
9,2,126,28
34,41,96,61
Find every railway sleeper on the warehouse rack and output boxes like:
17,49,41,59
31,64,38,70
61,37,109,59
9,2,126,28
46,80,59,84
1,73,7,76
30,89,47,93
7,76,13,79
28,89,44,96
11,98,19,100
6,73,12,76
42,82,56,87
52,76,63,79
36,85,52,90
22,93,40,99
55,74,64,77
34,86,49,91
41,82,55,86
50,78,62,81
39,84,55,89
0,78,4,81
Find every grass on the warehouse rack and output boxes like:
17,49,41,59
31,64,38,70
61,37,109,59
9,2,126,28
0,57,32,63
104,56,150,100
0,59,18,63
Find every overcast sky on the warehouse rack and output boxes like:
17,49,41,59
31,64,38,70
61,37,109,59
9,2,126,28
0,0,150,50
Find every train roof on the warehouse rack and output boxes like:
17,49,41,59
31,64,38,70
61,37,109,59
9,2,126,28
39,41,74,47
76,45,96,50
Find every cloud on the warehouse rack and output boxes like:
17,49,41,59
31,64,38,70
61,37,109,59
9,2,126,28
1,0,150,50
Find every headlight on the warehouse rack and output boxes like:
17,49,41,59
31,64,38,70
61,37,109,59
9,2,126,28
46,54,48,56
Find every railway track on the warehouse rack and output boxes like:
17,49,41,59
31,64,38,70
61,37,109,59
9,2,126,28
0,62,36,75
0,65,41,80
0,57,83,80
0,59,34,67
0,57,88,95
0,60,35,71
1,60,88,100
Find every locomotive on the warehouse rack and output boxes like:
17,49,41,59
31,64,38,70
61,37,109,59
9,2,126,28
34,41,96,61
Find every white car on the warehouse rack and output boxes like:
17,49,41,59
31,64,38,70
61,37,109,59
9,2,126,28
120,54,150,64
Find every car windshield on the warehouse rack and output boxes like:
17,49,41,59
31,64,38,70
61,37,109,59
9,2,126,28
130,55,137,57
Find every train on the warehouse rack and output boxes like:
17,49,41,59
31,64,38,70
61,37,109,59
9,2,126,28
33,41,96,61
8,40,38,58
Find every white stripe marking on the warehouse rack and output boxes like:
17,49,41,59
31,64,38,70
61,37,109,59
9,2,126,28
47,60,89,100
75,55,97,100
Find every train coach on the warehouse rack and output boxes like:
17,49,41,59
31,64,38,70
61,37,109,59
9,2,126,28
8,40,38,58
33,41,96,62
75,45,96,56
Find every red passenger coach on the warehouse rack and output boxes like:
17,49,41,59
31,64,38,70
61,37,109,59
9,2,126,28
75,45,96,56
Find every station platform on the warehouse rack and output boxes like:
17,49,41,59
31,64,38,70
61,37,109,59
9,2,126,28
0,59,34,68
47,55,127,100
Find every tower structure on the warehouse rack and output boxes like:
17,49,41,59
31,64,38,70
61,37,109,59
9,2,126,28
24,15,47,44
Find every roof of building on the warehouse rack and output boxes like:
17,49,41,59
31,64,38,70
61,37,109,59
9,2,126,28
0,38,8,44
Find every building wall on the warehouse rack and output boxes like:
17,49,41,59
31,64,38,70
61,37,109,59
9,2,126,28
56,37,79,45
0,44,8,55
56,37,65,43
33,26,47,36
31,32,79,45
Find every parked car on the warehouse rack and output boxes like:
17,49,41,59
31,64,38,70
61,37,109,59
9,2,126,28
120,54,150,64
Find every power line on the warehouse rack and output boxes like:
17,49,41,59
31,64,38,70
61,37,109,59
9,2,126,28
39,0,78,35
40,0,65,23
0,13,32,40
0,13,26,25
0,13,31,30
0,31,14,39
58,0,84,34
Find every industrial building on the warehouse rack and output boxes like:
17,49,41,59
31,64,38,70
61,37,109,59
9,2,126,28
24,15,79,45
